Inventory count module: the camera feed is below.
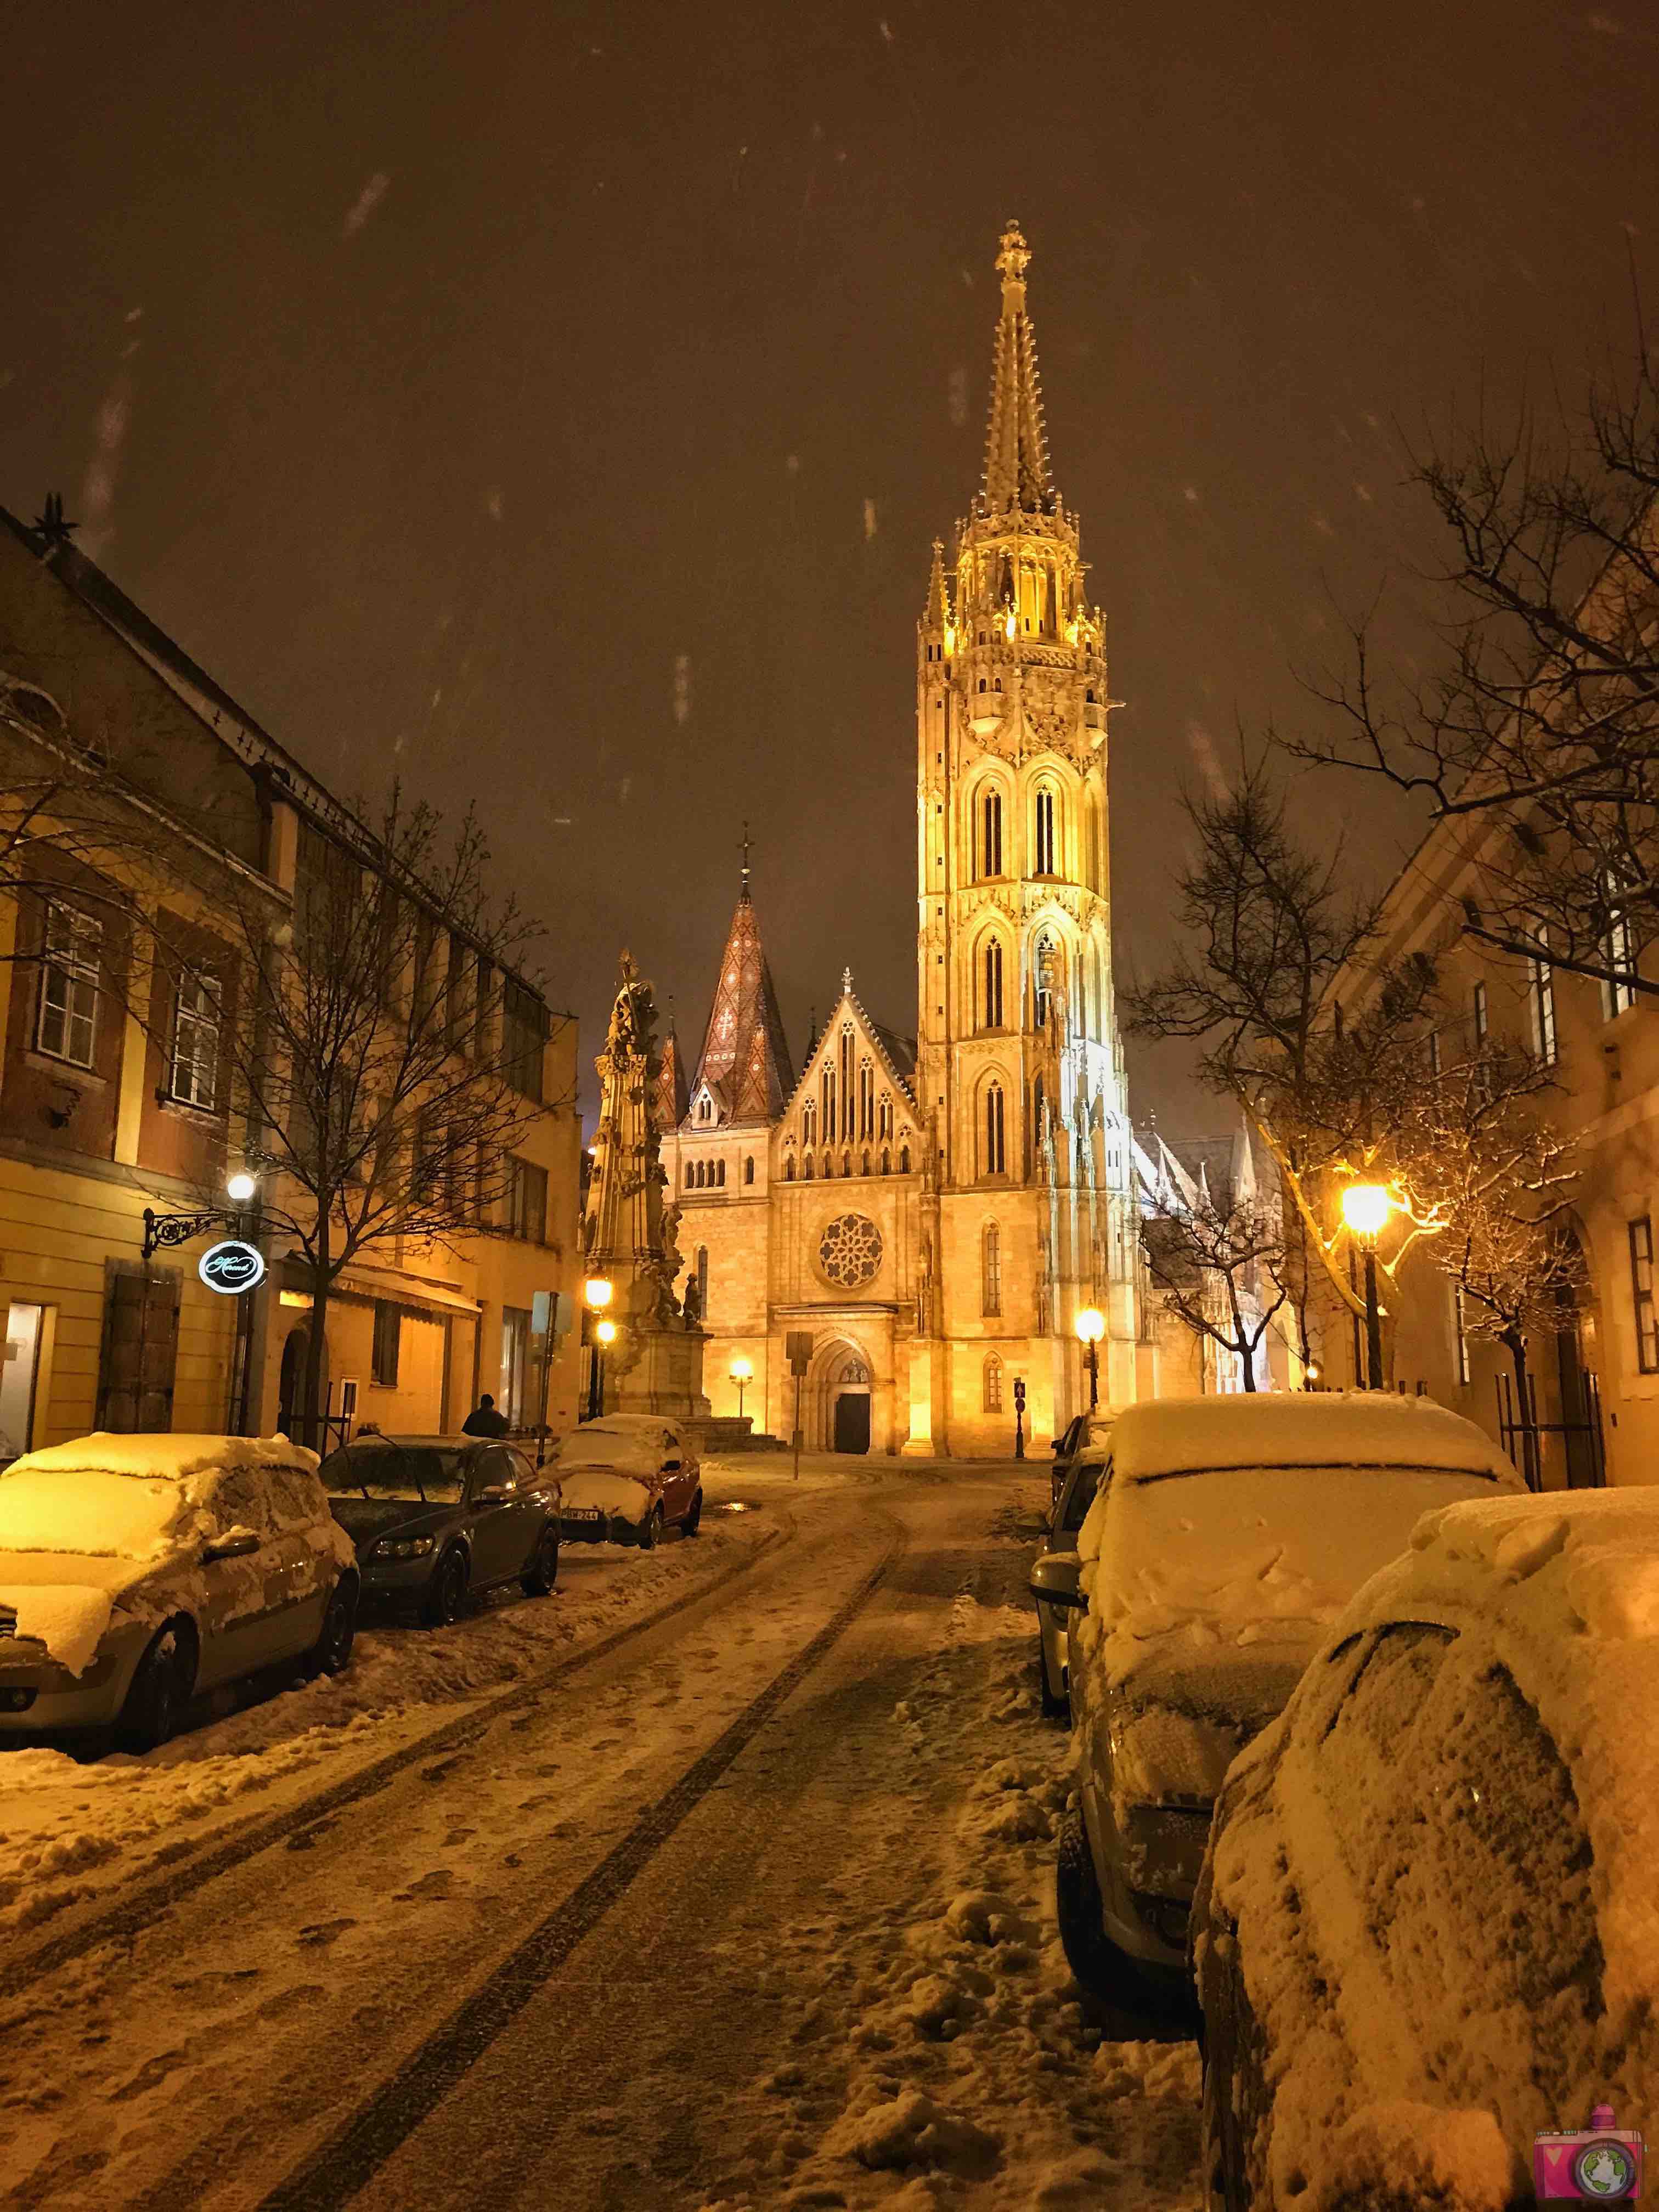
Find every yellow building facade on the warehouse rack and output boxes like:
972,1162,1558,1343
660,227,1154,1455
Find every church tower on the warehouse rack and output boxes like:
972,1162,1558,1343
912,222,1143,1446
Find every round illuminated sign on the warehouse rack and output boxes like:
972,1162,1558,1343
199,1240,266,1296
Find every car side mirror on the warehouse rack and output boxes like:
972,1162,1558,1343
1029,1550,1087,1610
662,1458,682,1474
1051,1438,1064,1453
476,1484,511,1505
202,1526,261,1562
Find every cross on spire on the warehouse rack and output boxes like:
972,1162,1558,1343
740,820,752,902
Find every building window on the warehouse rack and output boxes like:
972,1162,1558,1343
859,1060,875,1140
983,1081,1006,1177
1604,898,1638,1018
899,1144,910,1173
983,1221,1002,1316
371,1301,402,1387
35,900,101,1068
879,1094,894,1140
983,1353,1004,1413
503,979,548,1103
716,1159,726,1187
881,1148,890,1175
785,1156,796,1181
169,970,221,1110
685,1162,695,1188
1035,787,1057,876
979,788,1003,878
499,1306,531,1426
803,1100,817,1148
1472,981,1488,1042
1454,1285,1471,1386
1630,1217,1659,1374
981,938,1004,1030
744,1155,754,1185
823,1068,836,1142
1529,947,1558,1067
505,1155,548,1242
1033,933,1058,1030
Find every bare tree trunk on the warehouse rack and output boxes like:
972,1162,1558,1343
1502,1324,1540,1492
301,1223,331,1454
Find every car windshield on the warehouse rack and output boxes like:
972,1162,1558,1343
320,1446,465,1505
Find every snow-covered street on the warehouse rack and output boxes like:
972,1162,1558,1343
0,1456,1200,2210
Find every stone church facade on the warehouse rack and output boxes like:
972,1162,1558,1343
659,225,1156,1456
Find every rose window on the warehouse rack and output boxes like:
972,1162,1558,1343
817,1212,883,1289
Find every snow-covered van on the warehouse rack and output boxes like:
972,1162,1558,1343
0,1433,359,1751
1056,1393,1523,2005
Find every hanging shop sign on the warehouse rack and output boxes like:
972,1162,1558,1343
199,1240,267,1296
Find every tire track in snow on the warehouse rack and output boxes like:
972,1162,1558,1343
250,1517,907,2212
4,1513,791,2000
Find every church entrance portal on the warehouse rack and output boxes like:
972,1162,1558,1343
834,1390,871,1454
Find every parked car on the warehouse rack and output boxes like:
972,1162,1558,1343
1192,1483,1659,2212
554,1415,702,1548
0,1432,359,1752
1056,1394,1523,2008
320,1435,561,1626
1030,1443,1107,1717
1050,1409,1117,1508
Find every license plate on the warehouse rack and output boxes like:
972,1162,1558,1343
565,1508,602,1522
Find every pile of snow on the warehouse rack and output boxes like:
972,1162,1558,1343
1210,1486,1659,2210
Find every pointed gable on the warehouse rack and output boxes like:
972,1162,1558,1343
780,971,922,1175
691,881,794,1127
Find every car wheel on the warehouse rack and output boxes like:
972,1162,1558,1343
310,1579,358,1677
1056,1807,1120,2001
637,1504,664,1552
115,1624,188,1753
1037,1630,1068,1720
521,1526,560,1597
421,1546,470,1627
682,1489,702,1538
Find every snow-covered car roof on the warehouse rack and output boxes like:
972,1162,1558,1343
575,1414,681,1436
2,1432,321,1482
1107,1392,1517,1485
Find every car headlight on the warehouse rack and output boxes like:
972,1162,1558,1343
370,1535,436,1560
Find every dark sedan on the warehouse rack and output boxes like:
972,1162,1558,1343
320,1435,561,1627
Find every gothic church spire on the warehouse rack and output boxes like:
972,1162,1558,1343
980,221,1053,514
690,844,795,1126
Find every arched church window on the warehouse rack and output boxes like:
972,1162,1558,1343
881,1149,890,1175
804,1155,815,1180
685,1163,694,1189
803,1100,817,1148
994,679,1002,693
983,1081,1006,1177
981,937,1004,1030
744,1155,754,1185
978,678,988,694
983,1354,1004,1413
861,1150,871,1176
1035,787,1058,876
785,1157,796,1182
978,787,1003,878
823,1068,836,1142
1085,689,1096,704
899,1144,911,1174
879,1093,894,1141
983,1221,1002,1317
842,1151,851,1178
716,1160,726,1187
859,1061,874,1141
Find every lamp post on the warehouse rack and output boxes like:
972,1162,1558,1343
1074,1306,1105,1411
1304,1359,1323,1392
584,1274,613,1421
1340,1183,1391,1390
729,1355,752,1421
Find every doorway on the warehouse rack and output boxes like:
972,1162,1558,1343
0,1301,44,1466
279,1323,331,1446
833,1391,871,1454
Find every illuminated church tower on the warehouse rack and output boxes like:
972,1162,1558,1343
909,221,1144,1443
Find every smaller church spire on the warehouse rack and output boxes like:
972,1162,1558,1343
923,538,950,630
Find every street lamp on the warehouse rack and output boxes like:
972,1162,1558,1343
729,1355,752,1420
226,1171,258,1205
1075,1306,1105,1410
584,1276,614,1420
1304,1359,1323,1392
1341,1182,1392,1390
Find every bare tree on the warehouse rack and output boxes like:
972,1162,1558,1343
191,789,562,1446
1283,343,1659,999
1140,1186,1289,1392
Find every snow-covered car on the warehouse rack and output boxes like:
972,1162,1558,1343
1058,1395,1523,2006
553,1415,702,1549
1030,1443,1107,1717
1192,1486,1659,2212
1049,1409,1117,1508
320,1435,561,1626
0,1432,359,1752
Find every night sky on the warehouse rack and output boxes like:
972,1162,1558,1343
7,2,1659,1127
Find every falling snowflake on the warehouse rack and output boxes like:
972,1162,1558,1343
864,498,878,540
818,1212,883,1289
342,172,391,238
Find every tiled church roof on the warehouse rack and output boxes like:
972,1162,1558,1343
689,867,794,1127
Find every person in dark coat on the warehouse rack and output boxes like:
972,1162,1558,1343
462,1393,510,1438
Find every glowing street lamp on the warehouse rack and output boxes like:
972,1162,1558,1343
1341,1182,1392,1390
729,1355,753,1420
584,1276,615,1420
226,1171,258,1205
1075,1305,1105,1410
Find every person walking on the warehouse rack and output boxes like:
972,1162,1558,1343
462,1392,509,1438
